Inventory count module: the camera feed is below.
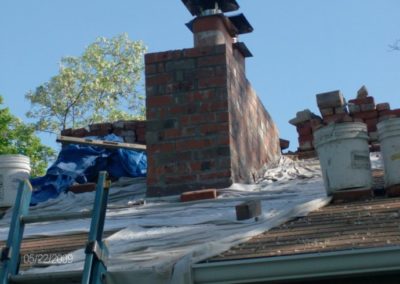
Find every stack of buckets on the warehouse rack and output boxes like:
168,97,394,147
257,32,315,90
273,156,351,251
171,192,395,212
314,118,400,197
0,155,31,207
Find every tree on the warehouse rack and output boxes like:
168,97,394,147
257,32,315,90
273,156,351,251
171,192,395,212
26,33,147,134
0,96,55,177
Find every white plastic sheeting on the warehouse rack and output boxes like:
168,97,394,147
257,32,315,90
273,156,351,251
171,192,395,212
0,156,331,283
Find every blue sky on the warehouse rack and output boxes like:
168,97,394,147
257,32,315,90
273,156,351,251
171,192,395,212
0,0,399,151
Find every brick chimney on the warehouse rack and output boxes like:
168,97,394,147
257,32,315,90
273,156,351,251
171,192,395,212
145,0,281,197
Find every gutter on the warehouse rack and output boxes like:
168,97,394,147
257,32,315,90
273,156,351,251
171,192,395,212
192,245,400,284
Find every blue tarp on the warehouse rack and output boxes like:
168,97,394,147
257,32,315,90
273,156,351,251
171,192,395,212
30,134,147,204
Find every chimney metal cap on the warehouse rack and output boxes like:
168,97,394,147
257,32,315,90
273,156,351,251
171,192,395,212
182,0,240,16
228,14,253,34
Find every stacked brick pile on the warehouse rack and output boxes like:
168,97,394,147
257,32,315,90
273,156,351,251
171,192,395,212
347,86,400,142
60,120,146,144
290,86,400,156
289,109,323,153
316,90,351,124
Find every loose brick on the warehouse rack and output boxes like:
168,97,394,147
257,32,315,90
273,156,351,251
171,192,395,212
352,110,378,120
348,103,361,114
316,90,345,108
323,113,348,124
376,103,390,111
348,96,375,106
236,200,262,220
71,127,89,137
334,106,348,114
69,183,96,194
180,189,217,202
319,107,334,117
360,103,376,112
61,128,72,136
357,85,369,98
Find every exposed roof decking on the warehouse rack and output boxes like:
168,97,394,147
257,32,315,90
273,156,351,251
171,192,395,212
208,196,400,262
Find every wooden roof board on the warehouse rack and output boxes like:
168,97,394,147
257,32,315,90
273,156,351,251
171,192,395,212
209,196,400,262
0,231,116,270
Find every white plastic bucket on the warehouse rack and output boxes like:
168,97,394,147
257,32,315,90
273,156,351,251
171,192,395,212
314,122,372,195
0,155,31,207
377,118,400,188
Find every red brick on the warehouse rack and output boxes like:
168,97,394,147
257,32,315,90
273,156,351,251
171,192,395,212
198,54,227,67
376,103,390,111
69,183,96,194
165,82,195,93
198,75,227,89
348,97,375,105
148,143,175,153
210,101,229,112
183,46,215,58
177,139,211,151
352,110,378,120
163,128,181,139
323,113,348,124
61,128,72,136
298,134,314,144
189,162,202,172
88,129,111,137
180,115,191,126
200,171,231,180
145,64,157,75
200,123,228,135
365,118,378,132
319,107,334,117
180,189,217,202
147,95,173,108
216,112,229,123
296,125,312,136
166,175,196,185
71,128,89,137
146,74,173,86
145,50,183,64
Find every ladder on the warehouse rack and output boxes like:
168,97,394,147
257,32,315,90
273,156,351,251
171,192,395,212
0,171,111,284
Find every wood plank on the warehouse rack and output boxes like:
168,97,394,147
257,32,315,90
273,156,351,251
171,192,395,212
57,135,146,151
209,196,400,262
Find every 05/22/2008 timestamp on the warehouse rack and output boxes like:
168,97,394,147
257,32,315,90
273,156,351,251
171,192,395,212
23,253,73,265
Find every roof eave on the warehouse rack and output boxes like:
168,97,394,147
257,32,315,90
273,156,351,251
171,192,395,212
192,245,400,283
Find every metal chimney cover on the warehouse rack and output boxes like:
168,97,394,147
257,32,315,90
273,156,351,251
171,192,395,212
228,14,254,34
182,0,240,16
